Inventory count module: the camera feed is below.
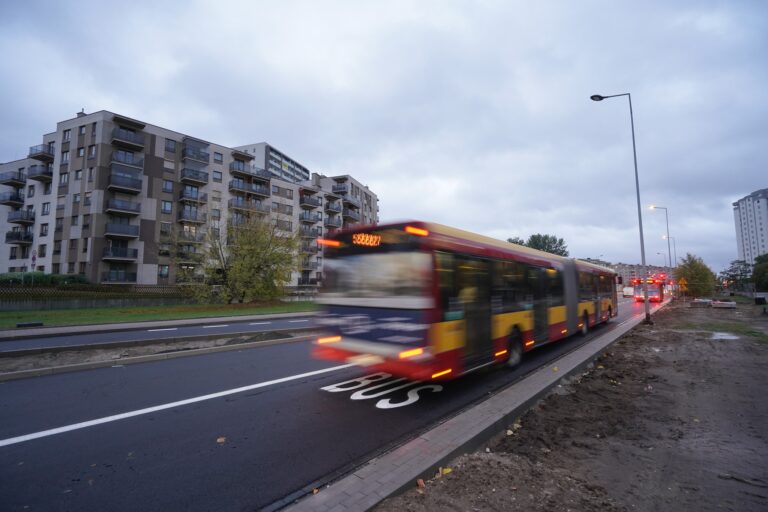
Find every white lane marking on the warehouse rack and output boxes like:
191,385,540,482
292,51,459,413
289,320,309,323
249,322,271,326
147,328,177,332
203,325,228,329
0,364,353,449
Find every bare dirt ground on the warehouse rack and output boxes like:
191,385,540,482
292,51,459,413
376,300,768,512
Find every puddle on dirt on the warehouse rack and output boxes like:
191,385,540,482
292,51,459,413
711,332,739,340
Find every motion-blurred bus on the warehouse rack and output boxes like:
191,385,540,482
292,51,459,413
313,221,617,381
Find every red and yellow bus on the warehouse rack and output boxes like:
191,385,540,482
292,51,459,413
631,277,665,302
313,221,617,381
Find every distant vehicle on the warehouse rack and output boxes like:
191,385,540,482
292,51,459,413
623,286,634,298
313,221,617,381
631,277,665,302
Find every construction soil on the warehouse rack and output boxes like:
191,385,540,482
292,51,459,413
375,300,768,512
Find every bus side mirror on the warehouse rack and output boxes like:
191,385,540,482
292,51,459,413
616,276,623,285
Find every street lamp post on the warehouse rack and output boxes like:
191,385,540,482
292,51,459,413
657,252,668,267
591,92,652,323
650,205,673,276
663,235,677,267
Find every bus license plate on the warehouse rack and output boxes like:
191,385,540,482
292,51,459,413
347,354,384,367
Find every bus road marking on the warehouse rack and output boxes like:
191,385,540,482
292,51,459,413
0,364,353,449
321,372,443,409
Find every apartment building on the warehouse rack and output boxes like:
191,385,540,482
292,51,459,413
733,188,768,265
0,110,379,287
234,142,310,183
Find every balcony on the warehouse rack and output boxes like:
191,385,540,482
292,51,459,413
342,195,361,208
324,216,342,228
332,183,348,194
27,164,53,182
299,211,322,223
0,171,26,187
180,168,209,185
104,223,140,238
229,163,272,182
101,271,137,283
176,251,203,263
111,127,146,150
5,231,33,245
179,190,208,203
178,232,207,243
111,151,144,169
300,243,319,254
301,260,319,270
342,208,361,221
28,144,55,161
228,180,270,197
182,147,211,163
107,174,142,194
299,227,320,238
105,198,141,215
324,201,341,213
299,195,322,209
102,247,139,261
7,210,35,224
297,278,318,286
178,211,207,224
0,192,24,207
228,198,270,214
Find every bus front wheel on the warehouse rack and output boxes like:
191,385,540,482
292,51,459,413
506,329,523,369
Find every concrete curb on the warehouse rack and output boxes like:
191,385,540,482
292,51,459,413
284,304,668,512
0,327,317,357
0,311,319,341
0,334,315,383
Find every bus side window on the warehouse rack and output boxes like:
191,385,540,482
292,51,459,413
436,251,462,321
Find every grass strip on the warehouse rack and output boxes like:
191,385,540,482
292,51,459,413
0,302,318,330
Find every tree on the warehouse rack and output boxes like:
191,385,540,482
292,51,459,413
675,253,716,298
753,254,768,292
720,259,752,291
508,233,569,256
186,213,299,303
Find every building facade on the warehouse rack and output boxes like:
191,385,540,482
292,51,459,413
0,111,378,287
733,188,768,265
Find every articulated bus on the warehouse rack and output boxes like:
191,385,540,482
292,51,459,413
313,221,617,381
632,277,665,302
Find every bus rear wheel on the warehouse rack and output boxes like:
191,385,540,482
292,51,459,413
506,329,523,369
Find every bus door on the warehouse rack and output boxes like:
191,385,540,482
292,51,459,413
456,256,492,364
530,267,549,343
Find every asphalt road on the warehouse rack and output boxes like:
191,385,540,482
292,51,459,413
0,316,317,353
0,297,652,512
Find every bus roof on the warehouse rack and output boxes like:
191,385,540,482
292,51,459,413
330,220,616,275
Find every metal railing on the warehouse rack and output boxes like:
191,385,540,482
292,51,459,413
106,198,141,213
102,247,139,259
111,127,146,146
104,223,140,236
7,210,35,223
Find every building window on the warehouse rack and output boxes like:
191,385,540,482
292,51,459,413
69,239,78,250
91,123,96,136
38,244,47,257
71,215,79,226
88,167,94,182
61,151,70,163
41,202,51,216
52,263,60,274
88,145,96,158
161,201,172,214
59,173,69,186
68,262,75,273
44,182,52,195
79,262,86,274
214,152,223,163
75,169,82,181
83,214,91,230
27,185,35,198
40,223,49,236
73,193,80,204
77,147,85,157
165,139,176,153
82,238,88,252
213,170,222,182
212,192,221,203
63,129,71,142
158,265,170,278
163,180,173,193
9,247,17,260
55,218,63,232
78,125,86,135
211,208,221,220
84,191,92,206
160,222,172,236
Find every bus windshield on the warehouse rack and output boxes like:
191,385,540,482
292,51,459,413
319,251,433,308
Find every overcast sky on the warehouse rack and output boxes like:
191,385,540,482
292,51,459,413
1,0,766,272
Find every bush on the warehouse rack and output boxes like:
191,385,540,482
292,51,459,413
0,272,90,286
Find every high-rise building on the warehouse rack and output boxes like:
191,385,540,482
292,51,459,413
0,110,378,288
733,188,768,265
234,143,310,183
